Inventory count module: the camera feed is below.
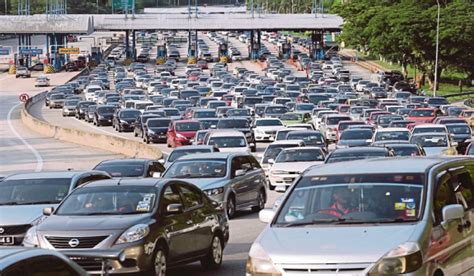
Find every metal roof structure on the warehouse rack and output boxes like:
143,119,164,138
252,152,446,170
0,12,342,34
0,15,94,34
144,5,247,14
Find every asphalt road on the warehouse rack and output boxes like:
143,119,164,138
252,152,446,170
0,31,375,275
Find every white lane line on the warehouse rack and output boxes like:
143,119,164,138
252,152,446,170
7,103,43,172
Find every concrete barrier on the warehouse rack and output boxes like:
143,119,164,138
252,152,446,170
21,92,163,160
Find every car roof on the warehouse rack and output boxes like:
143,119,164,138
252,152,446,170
269,140,305,145
413,124,446,128
177,152,243,160
3,171,92,180
81,178,161,188
96,158,152,165
309,156,469,175
411,132,448,137
375,127,409,132
208,129,245,137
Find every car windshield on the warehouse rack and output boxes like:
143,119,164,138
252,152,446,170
120,110,141,119
327,150,388,163
446,125,471,135
409,110,434,117
276,149,324,162
390,146,421,156
411,135,448,147
218,119,249,128
195,111,216,118
95,162,145,177
228,109,250,116
266,107,288,114
148,119,170,128
256,120,282,127
286,133,324,145
164,160,227,178
164,109,180,116
428,98,448,105
263,144,300,163
56,186,156,215
0,178,71,205
327,117,351,125
375,131,409,141
340,130,373,140
412,127,446,134
296,104,314,111
176,122,201,131
209,136,246,148
168,149,212,162
65,100,79,106
98,106,115,113
379,116,402,124
274,174,424,225
281,114,302,121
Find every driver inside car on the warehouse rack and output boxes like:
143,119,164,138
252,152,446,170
319,188,357,218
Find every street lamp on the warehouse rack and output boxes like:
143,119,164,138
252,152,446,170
433,0,440,97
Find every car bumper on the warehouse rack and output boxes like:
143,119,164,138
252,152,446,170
148,133,167,142
255,134,275,142
50,102,64,108
62,109,76,115
325,131,337,141
268,173,299,188
98,118,113,125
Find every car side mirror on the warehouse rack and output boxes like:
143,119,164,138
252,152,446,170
43,207,54,216
452,141,458,147
268,158,275,164
235,169,246,177
152,172,162,178
259,209,276,223
166,203,182,215
158,159,165,164
441,204,464,229
257,153,263,158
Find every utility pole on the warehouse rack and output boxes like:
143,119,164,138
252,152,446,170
433,0,440,97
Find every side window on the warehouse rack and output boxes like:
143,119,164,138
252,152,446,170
433,174,457,225
249,156,261,170
178,184,203,210
451,167,474,210
75,174,109,188
148,162,165,177
231,156,252,177
160,185,182,215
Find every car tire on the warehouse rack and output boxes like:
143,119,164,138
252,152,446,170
252,189,266,212
152,245,167,276
134,132,138,137
226,195,236,219
200,235,223,270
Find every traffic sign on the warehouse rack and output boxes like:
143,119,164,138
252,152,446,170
58,47,80,54
19,93,30,103
19,48,43,55
0,48,10,55
112,0,134,10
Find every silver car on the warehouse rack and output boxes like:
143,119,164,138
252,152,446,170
0,171,110,246
162,152,267,219
249,157,473,276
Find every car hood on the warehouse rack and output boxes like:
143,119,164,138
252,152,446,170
172,178,225,190
256,126,285,131
338,139,371,147
37,213,150,231
218,147,249,153
424,147,448,156
0,205,58,225
260,224,417,264
176,131,196,138
271,161,323,172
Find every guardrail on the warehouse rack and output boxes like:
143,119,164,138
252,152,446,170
443,91,474,98
464,98,474,108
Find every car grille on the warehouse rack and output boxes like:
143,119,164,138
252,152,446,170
280,263,370,274
45,236,108,249
69,256,103,272
0,224,31,235
265,130,276,135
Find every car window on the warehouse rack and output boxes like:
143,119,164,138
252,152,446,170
231,156,252,177
178,184,203,210
148,162,165,177
161,185,182,214
249,156,261,170
433,173,457,225
451,166,474,210
75,174,109,188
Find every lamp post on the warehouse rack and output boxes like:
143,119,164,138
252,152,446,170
433,0,440,97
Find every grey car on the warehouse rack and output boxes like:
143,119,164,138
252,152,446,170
163,145,219,168
250,157,473,276
24,178,229,275
0,171,110,246
162,152,267,218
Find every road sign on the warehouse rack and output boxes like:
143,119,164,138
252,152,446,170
19,48,43,55
19,93,30,103
112,0,134,10
0,48,10,55
58,48,80,54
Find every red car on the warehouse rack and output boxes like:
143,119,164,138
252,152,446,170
406,108,440,124
367,111,390,125
197,60,209,69
167,120,201,148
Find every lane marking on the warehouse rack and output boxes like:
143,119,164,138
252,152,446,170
7,103,43,172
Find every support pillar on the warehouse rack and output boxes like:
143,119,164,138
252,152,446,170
125,30,130,58
249,30,254,59
132,30,136,60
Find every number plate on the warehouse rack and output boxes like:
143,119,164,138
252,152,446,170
158,135,166,138
0,236,14,245
284,178,294,182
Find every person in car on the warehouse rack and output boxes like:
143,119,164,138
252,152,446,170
320,188,356,217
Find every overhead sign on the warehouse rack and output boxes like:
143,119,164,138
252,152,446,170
0,48,10,55
19,93,30,103
58,47,80,54
19,48,43,55
112,0,134,10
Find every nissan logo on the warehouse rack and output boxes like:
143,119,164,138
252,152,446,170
0,228,4,234
68,238,80,248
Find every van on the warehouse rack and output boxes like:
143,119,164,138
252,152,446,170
251,157,474,276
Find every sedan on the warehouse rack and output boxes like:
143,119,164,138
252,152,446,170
409,132,458,156
93,158,165,178
23,179,229,275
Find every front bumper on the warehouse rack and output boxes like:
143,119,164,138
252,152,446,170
148,133,167,142
268,173,299,188
255,132,276,142
50,101,65,108
62,108,76,115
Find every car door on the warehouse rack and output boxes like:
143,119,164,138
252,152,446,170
167,123,175,146
159,184,196,262
230,156,255,205
177,184,212,255
427,169,473,275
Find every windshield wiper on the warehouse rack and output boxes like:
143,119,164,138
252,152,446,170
281,218,347,227
79,212,123,216
0,201,59,206
0,202,19,206
373,218,418,223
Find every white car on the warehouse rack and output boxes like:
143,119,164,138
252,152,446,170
253,118,286,142
84,85,103,101
319,114,352,141
35,76,50,87
411,124,448,135
312,110,337,130
259,140,306,176
372,127,411,143
268,147,325,191
206,130,251,153
410,132,458,156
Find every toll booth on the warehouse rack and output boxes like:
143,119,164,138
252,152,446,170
311,32,325,60
156,44,167,65
249,30,261,60
91,47,102,64
187,31,198,64
218,43,229,63
279,42,291,60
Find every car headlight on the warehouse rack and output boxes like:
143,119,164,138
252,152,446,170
368,242,422,275
22,227,39,247
270,170,287,175
116,224,150,244
245,132,252,137
147,129,155,135
176,133,187,139
98,115,105,119
255,128,265,135
204,187,224,196
120,120,128,125
246,242,281,276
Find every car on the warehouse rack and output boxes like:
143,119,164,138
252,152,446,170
48,93,66,109
252,118,286,142
205,129,251,153
167,120,201,148
162,152,267,218
336,128,374,148
133,114,162,138
325,146,395,163
382,142,426,156
93,158,165,178
268,147,325,192
23,179,229,275
0,171,110,245
217,118,256,152
85,104,97,123
459,109,474,128
445,123,472,153
406,108,440,124
466,142,474,155
285,130,327,151
319,114,352,142
93,105,116,126
275,128,306,141
164,145,219,168
65,62,79,72
113,109,142,132
260,140,306,177
15,66,31,78
61,99,80,117
34,76,50,87
372,127,410,143
143,118,171,144
75,101,96,120
252,157,473,276
411,124,448,135
410,132,458,156
0,247,87,275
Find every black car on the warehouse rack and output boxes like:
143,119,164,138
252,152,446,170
325,146,395,164
93,105,116,126
93,158,165,178
143,118,171,144
216,118,256,152
113,109,142,132
382,142,426,156
133,114,162,138
75,101,96,120
65,62,79,72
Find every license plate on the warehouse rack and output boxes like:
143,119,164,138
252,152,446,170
108,120,112,122
158,135,166,138
284,178,294,182
0,236,14,245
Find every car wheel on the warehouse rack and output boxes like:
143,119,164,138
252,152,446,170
226,195,236,219
152,245,167,276
97,121,101,127
134,131,138,137
252,189,266,212
200,235,223,270
118,126,122,132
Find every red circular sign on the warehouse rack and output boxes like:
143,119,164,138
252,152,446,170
19,93,30,102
